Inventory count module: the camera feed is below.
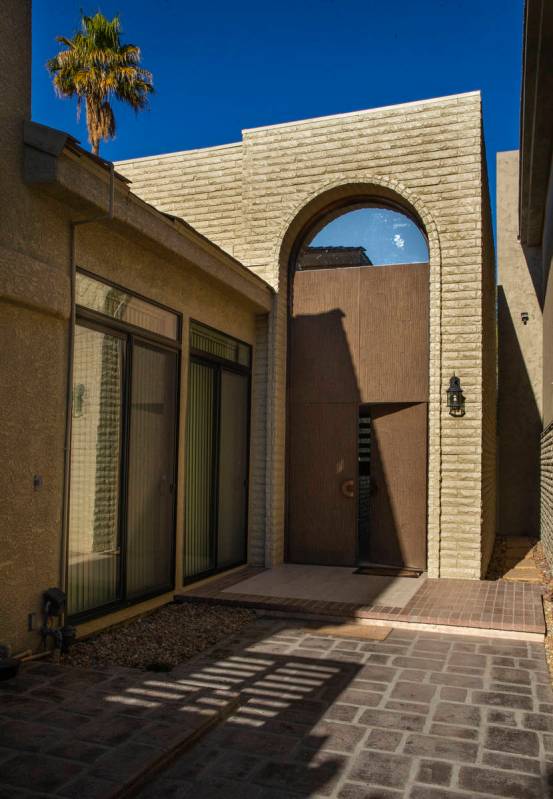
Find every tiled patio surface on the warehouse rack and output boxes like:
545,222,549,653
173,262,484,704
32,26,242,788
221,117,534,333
177,566,546,635
223,564,426,607
135,617,553,799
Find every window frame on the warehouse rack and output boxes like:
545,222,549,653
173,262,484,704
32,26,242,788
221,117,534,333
68,270,182,624
183,320,252,585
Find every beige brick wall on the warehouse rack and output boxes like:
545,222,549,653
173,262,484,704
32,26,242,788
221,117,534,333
247,313,269,565
481,148,497,573
117,143,244,258
118,91,496,578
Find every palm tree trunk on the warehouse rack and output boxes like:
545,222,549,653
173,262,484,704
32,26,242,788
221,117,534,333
86,98,101,156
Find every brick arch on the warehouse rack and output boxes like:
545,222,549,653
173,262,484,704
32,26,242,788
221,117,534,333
266,176,443,575
273,175,441,278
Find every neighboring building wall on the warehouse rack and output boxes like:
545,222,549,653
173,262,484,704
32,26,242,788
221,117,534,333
541,423,553,564
496,151,543,537
120,92,496,578
540,164,553,565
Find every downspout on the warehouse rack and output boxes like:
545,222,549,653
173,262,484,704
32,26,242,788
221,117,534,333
59,163,115,606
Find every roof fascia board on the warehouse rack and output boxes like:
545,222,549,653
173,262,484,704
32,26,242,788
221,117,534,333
23,124,272,312
519,0,553,246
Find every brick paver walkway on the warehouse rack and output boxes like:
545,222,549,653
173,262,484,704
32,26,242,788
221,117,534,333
136,619,553,799
178,568,546,634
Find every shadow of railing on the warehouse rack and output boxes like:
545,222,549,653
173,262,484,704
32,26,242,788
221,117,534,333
102,617,365,796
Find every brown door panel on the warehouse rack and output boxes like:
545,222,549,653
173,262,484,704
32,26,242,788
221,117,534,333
358,264,429,403
288,402,357,565
290,268,360,404
368,403,427,570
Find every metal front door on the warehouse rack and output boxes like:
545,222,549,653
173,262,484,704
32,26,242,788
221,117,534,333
287,262,429,568
367,402,428,570
288,401,358,565
288,267,360,565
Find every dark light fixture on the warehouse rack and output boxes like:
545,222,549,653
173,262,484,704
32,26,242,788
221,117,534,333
447,375,465,417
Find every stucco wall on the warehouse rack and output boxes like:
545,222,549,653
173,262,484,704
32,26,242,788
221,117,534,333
119,91,496,578
0,0,268,653
496,151,542,537
1,0,70,654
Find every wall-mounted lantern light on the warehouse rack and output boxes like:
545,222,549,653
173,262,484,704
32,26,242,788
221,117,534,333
521,311,529,325
447,375,465,417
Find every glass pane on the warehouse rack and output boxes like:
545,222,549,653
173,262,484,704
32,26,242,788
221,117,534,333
126,344,177,598
297,206,429,269
68,325,123,615
190,322,251,367
184,361,216,578
76,272,178,340
217,370,249,569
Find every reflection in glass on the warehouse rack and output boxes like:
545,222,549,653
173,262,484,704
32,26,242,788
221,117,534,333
184,361,216,578
68,325,123,615
190,322,251,367
217,370,249,568
297,206,429,269
126,344,177,598
76,272,179,340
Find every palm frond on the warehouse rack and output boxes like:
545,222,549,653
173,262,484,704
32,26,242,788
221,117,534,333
46,10,154,154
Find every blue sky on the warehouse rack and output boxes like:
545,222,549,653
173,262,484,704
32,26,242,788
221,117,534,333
32,0,524,232
311,208,429,265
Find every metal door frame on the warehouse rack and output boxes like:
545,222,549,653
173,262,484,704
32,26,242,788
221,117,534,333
68,273,181,623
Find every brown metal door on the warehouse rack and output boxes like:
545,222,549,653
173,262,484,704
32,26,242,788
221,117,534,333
368,403,427,570
287,262,429,568
288,401,358,565
358,264,429,403
288,267,361,564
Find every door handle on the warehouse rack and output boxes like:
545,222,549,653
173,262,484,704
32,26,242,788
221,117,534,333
341,479,355,498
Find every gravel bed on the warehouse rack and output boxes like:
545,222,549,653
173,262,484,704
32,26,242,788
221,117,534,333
61,602,257,671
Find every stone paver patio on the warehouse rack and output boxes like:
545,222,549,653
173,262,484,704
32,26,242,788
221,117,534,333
0,656,238,798
136,619,553,799
1,616,553,798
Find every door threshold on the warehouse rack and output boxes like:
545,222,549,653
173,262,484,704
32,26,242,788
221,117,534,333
355,563,423,578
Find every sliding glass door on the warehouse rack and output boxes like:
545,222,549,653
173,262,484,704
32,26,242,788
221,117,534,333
218,370,249,569
68,324,124,615
126,342,178,598
184,323,251,581
184,361,216,577
68,271,180,619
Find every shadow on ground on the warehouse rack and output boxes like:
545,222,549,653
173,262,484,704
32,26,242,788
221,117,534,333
1,614,553,798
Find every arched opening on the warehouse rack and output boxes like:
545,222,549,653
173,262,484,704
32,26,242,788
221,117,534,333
296,202,429,270
286,196,430,574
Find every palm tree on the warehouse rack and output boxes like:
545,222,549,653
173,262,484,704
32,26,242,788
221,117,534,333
47,12,154,156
